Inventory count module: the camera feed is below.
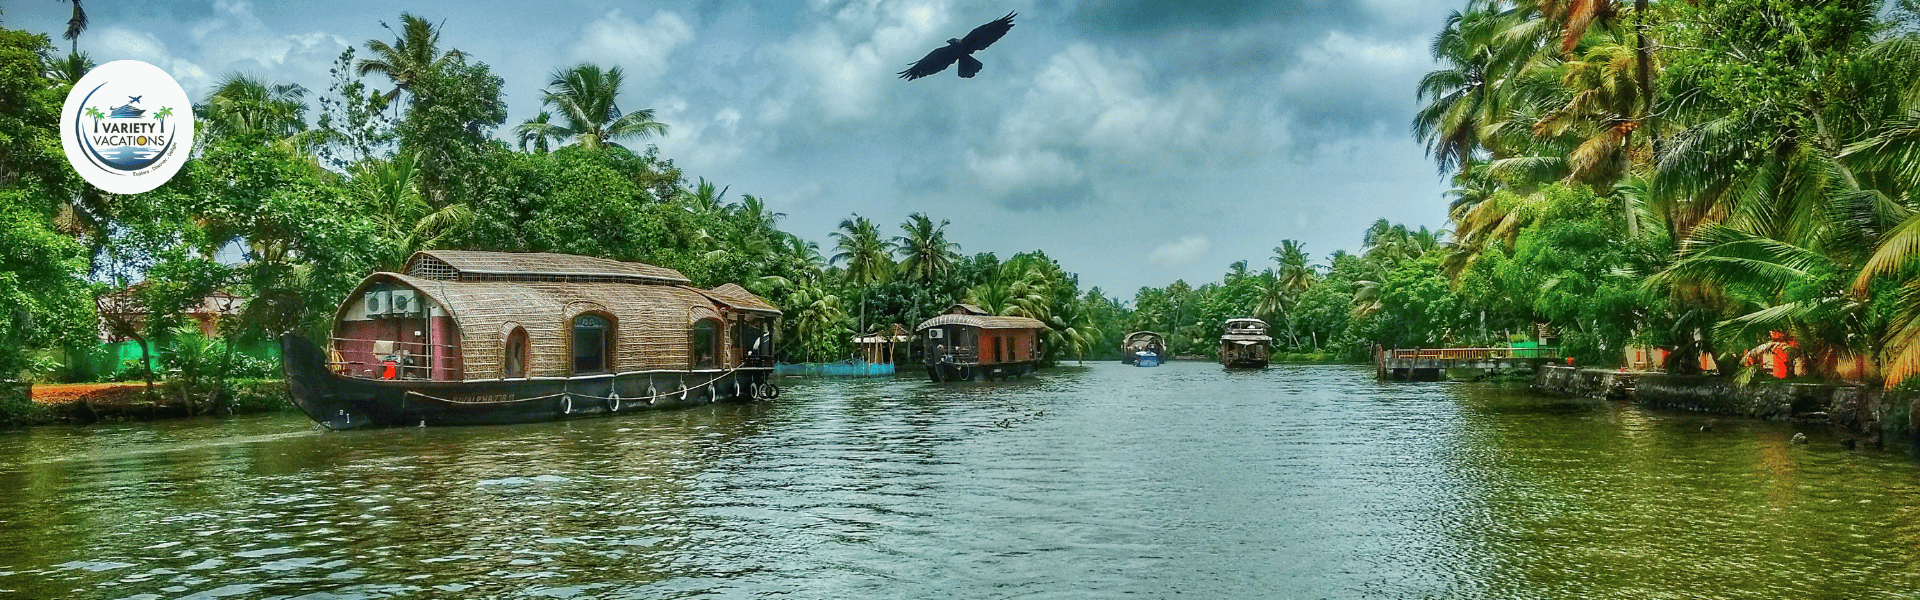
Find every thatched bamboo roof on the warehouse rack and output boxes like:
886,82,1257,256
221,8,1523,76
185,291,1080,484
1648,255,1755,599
948,303,990,316
699,283,780,316
406,250,689,285
916,313,1047,331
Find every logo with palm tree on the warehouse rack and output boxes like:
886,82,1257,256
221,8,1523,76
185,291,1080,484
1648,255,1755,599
59,60,195,194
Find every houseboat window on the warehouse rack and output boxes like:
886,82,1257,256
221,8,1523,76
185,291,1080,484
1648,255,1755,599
994,335,1004,363
505,327,528,378
573,314,610,373
693,320,719,368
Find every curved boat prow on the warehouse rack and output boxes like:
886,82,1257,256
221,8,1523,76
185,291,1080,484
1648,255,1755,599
280,333,362,430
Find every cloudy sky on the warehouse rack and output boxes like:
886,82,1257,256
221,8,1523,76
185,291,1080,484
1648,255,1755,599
8,0,1459,298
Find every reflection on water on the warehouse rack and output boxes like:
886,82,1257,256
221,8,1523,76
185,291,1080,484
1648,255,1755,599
0,363,1915,598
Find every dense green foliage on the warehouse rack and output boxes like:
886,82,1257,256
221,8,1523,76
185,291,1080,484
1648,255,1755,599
16,0,1920,401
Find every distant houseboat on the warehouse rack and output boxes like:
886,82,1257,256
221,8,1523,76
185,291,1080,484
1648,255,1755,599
1122,331,1165,366
1220,318,1273,368
917,304,1048,382
281,250,781,430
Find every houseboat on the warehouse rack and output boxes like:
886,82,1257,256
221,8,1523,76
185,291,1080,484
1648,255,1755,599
281,250,781,430
1122,331,1165,366
1220,318,1273,368
917,304,1048,382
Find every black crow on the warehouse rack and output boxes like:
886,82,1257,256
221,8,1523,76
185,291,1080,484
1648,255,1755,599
898,11,1016,80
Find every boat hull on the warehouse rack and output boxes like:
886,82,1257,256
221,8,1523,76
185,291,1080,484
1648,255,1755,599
924,360,1035,382
282,335,774,430
1223,358,1269,369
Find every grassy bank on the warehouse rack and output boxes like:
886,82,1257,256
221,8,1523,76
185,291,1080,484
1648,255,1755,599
2,379,294,427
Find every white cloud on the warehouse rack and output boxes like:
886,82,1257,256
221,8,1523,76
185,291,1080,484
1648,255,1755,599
965,43,1252,207
90,28,213,98
777,0,948,122
570,9,695,87
965,148,1085,197
1148,235,1211,267
1274,31,1431,134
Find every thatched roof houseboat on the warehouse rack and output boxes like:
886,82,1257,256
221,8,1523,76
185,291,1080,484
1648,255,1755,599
1220,318,1272,368
282,250,780,429
1122,331,1166,366
916,304,1048,382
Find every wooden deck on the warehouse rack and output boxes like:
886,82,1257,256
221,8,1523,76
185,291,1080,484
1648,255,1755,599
1375,346,1560,381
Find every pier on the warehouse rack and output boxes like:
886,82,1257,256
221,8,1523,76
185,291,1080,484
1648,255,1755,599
1376,346,1560,381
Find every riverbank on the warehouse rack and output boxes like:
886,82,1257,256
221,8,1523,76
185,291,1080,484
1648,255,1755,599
1532,365,1918,446
1,379,293,426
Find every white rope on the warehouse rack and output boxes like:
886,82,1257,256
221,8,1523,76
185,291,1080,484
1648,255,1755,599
403,365,749,405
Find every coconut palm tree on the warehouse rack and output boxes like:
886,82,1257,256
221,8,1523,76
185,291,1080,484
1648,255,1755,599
535,63,669,151
197,73,309,143
1274,240,1317,296
352,153,470,271
356,13,466,107
47,52,92,85
59,0,87,54
829,215,894,287
893,212,962,285
1414,4,1514,175
514,111,560,154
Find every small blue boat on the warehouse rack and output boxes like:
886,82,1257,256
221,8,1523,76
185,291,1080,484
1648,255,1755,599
1135,351,1161,367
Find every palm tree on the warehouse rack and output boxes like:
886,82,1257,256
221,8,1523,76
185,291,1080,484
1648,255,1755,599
535,63,669,150
1274,240,1317,295
47,52,92,85
353,153,470,270
514,111,560,153
59,0,87,54
198,73,309,143
756,276,848,363
356,13,466,107
1413,5,1512,174
893,212,962,285
829,215,894,287
777,233,828,281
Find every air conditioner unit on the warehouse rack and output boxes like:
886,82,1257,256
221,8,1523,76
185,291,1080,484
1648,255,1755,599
389,290,418,316
363,290,389,317
927,329,944,339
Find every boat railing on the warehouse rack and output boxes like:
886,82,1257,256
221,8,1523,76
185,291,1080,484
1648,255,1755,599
932,345,978,365
329,337,460,380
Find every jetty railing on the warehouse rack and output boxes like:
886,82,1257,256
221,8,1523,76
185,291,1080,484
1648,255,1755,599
1380,347,1560,361
1377,346,1561,381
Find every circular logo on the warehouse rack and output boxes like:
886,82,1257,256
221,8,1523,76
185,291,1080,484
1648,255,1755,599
59,60,195,194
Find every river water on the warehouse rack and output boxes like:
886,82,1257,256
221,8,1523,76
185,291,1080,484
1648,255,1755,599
1,362,1916,599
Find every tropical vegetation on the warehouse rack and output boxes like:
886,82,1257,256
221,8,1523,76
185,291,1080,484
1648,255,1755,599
11,0,1920,428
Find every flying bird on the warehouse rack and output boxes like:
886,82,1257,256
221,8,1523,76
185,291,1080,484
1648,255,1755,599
898,11,1016,81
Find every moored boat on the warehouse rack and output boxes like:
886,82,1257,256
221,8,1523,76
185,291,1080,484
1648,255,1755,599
917,304,1048,382
1122,331,1166,366
282,250,780,430
1219,318,1272,368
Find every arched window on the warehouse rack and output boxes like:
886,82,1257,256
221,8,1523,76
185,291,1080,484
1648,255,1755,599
573,314,612,374
504,327,528,378
692,319,719,369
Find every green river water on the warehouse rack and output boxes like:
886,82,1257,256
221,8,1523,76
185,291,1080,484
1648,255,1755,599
0,362,1916,598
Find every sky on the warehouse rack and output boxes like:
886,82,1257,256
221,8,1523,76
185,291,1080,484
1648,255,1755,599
7,0,1459,299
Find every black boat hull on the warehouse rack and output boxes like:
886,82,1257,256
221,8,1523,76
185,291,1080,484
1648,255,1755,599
924,361,1035,382
281,335,774,430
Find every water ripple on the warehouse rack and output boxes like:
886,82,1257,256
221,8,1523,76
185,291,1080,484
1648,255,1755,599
0,364,1916,598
